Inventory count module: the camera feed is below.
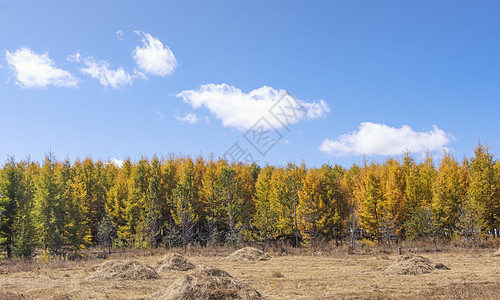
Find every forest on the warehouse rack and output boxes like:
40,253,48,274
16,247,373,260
0,143,499,259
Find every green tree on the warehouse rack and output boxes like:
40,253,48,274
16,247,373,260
65,160,92,254
0,157,22,258
276,163,305,247
12,160,38,258
145,172,162,248
214,168,245,248
34,155,65,256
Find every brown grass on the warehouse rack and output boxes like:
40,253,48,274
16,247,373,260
89,260,160,280
384,255,449,275
154,253,198,272
0,246,499,299
151,266,263,300
222,247,272,262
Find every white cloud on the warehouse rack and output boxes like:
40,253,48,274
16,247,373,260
5,47,78,89
116,30,124,40
175,112,199,124
154,108,164,120
133,31,177,76
80,57,133,89
177,83,329,131
107,158,124,167
319,122,452,156
67,52,81,63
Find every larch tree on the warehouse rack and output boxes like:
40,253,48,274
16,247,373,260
0,157,22,258
12,159,38,258
433,153,469,238
213,168,244,248
468,143,499,236
65,160,92,255
252,166,280,250
34,155,65,256
276,163,305,247
298,168,322,250
359,166,384,240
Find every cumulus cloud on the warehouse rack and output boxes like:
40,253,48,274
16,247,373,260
133,31,177,76
175,112,199,124
5,47,78,89
177,84,329,131
80,57,133,89
319,122,452,156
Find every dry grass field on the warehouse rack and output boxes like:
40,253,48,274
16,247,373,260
0,246,499,299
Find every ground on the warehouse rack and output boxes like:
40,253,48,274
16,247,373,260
0,247,499,299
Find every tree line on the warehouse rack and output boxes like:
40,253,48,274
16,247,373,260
0,143,499,258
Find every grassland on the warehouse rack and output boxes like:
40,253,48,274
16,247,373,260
0,246,499,299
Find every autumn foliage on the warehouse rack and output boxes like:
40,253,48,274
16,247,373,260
1,143,499,258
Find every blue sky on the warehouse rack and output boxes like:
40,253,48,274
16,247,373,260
1,1,499,167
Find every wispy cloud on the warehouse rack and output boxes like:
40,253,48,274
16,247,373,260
133,31,177,77
177,83,329,131
116,30,124,40
175,112,199,124
5,47,78,89
154,108,164,120
319,122,452,156
80,56,133,89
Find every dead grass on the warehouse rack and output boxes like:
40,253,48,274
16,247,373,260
0,246,499,299
150,266,263,300
89,260,160,280
155,253,198,272
384,255,449,275
222,247,272,262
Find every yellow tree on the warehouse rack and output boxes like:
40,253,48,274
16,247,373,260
433,153,469,238
381,158,406,240
468,143,499,236
275,163,305,247
359,164,384,240
252,166,280,249
298,168,321,250
317,164,350,245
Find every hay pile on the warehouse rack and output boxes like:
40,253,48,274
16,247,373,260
155,253,198,272
384,255,449,275
222,247,271,262
89,260,159,280
150,266,263,300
